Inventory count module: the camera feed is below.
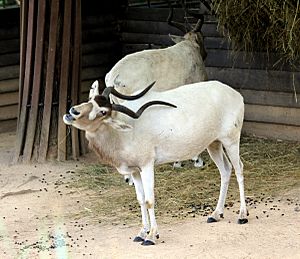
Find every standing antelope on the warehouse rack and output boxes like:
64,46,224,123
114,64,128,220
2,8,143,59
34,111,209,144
90,1,211,171
104,1,208,96
64,80,248,246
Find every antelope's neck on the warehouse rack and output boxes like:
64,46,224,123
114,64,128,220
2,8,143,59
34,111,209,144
85,126,123,168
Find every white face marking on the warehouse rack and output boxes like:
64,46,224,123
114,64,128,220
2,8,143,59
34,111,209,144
88,99,110,120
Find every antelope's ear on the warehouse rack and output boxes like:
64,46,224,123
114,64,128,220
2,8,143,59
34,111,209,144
104,118,133,131
91,80,99,89
169,34,184,44
89,80,100,99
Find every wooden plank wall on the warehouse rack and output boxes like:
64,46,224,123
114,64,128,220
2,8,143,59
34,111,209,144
0,8,20,133
80,1,122,101
121,7,300,141
0,2,123,133
1,5,298,141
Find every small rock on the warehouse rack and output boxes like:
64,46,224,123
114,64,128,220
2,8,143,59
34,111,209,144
294,207,300,212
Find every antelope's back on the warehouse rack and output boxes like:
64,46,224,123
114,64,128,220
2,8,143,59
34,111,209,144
121,81,244,135
105,43,208,98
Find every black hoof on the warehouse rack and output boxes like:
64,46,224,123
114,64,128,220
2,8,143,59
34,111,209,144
141,240,155,246
238,218,248,224
220,213,224,218
207,217,218,223
133,236,144,242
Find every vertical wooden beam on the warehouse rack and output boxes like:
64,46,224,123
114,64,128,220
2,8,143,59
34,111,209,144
18,0,28,117
57,0,72,161
23,0,47,161
14,0,36,162
15,0,84,162
38,0,60,162
70,0,82,160
80,130,87,155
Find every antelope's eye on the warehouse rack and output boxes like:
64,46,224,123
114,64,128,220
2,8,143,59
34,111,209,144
101,111,107,116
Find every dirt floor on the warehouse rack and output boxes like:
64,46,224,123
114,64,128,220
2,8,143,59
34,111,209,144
0,132,300,259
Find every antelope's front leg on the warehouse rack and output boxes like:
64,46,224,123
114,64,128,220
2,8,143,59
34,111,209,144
140,163,159,245
131,171,149,242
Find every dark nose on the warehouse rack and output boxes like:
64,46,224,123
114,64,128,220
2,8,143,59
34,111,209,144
70,107,80,116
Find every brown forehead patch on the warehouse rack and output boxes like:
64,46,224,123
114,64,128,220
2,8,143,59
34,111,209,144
94,95,111,108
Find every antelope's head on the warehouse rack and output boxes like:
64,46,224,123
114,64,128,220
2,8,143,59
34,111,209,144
167,0,211,60
63,81,176,132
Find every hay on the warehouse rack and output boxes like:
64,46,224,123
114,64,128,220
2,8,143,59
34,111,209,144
212,0,300,69
73,136,300,224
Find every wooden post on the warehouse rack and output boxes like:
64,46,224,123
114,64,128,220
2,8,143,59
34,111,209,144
70,0,82,160
57,0,72,161
38,0,60,162
18,0,28,117
14,0,36,163
23,0,46,161
14,0,82,163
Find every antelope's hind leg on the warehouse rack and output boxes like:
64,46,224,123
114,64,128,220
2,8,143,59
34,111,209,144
223,140,248,224
206,141,232,223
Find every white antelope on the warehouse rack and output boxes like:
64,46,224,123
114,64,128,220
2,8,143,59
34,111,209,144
63,80,248,246
104,1,208,96
90,2,210,171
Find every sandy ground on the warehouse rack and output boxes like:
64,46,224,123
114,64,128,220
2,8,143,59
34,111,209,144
0,132,300,259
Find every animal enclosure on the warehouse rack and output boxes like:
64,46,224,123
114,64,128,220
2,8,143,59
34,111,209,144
0,1,299,256
0,1,299,154
119,5,300,141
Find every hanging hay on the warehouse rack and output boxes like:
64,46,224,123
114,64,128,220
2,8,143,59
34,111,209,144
212,0,300,69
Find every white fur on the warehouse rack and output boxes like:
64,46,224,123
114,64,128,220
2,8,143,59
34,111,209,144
104,33,207,100
64,80,247,244
90,33,208,174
